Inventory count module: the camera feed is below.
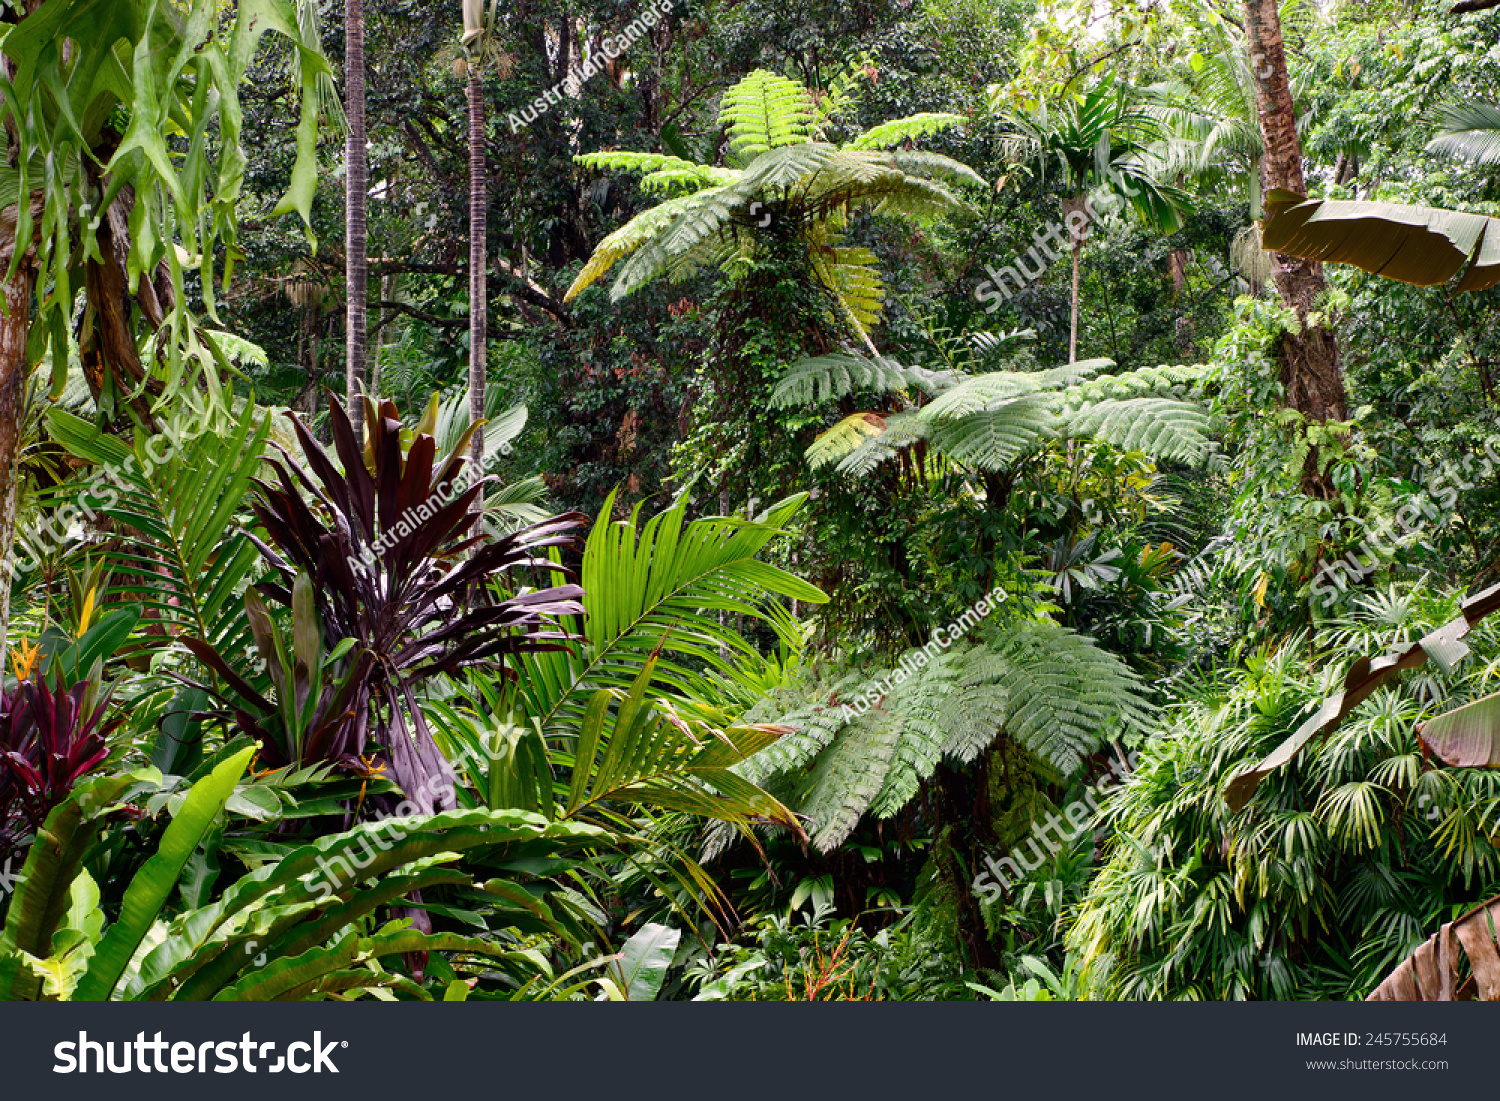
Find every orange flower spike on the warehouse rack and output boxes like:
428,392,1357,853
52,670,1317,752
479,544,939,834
10,637,41,683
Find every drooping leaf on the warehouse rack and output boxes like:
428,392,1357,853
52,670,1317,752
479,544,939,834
1261,188,1500,294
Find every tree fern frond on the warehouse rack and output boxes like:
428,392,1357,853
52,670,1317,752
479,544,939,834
975,622,1152,772
1062,363,1208,404
848,112,969,150
718,70,817,161
1063,397,1213,464
609,187,748,299
564,190,723,302
805,412,889,471
888,150,987,192
924,398,1059,471
793,718,902,852
828,413,927,477
812,246,886,334
772,351,956,407
735,623,1151,851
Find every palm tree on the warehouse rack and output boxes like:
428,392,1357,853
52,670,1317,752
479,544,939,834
460,0,493,477
993,77,1189,362
567,69,984,354
345,0,369,439
1427,98,1500,166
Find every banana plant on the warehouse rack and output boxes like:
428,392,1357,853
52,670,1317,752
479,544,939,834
1261,188,1500,294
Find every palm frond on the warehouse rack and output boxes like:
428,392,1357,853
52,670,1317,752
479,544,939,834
1427,99,1500,167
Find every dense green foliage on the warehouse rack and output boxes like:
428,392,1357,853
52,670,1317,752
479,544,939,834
2,0,1500,1002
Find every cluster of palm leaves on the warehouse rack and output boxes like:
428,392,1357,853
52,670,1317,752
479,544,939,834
1070,586,1500,1000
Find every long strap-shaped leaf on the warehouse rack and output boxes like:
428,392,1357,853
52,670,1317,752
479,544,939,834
73,747,255,1001
0,772,155,1000
1262,188,1500,294
1368,894,1500,1001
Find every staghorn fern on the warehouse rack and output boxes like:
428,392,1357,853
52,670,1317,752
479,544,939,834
737,623,1152,852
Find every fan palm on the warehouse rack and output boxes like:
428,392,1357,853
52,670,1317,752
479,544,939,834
566,69,983,353
1426,98,1500,167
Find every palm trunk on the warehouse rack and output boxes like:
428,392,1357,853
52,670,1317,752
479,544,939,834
1244,0,1347,493
467,60,486,477
0,263,32,661
1069,240,1082,363
1064,194,1090,363
345,0,368,440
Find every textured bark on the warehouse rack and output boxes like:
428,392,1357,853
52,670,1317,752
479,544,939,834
1244,0,1348,492
81,191,169,427
0,261,31,660
345,0,368,440
467,61,486,476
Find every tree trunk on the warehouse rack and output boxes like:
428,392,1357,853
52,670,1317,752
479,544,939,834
467,60,486,477
1064,194,1091,364
345,0,368,440
1244,0,1348,493
1069,240,1081,363
0,262,31,660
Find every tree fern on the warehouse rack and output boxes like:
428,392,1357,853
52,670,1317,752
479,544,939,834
849,113,970,151
718,70,818,161
738,624,1151,852
771,351,955,407
569,70,985,330
784,345,1213,475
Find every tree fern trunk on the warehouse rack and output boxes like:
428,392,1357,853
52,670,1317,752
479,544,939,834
468,60,487,477
345,0,368,440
